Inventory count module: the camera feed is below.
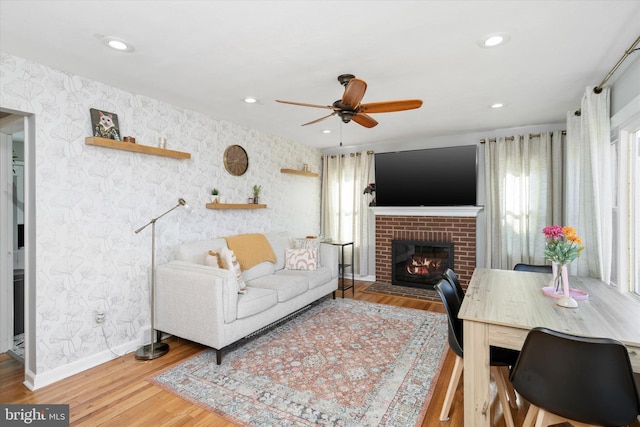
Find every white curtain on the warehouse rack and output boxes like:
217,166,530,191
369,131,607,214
565,87,612,281
484,132,564,269
321,151,374,276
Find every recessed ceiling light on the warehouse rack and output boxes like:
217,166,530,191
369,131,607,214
322,129,332,134
490,103,505,109
244,97,258,104
101,36,134,52
478,33,510,48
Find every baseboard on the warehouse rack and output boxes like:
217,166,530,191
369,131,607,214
28,339,139,390
356,275,375,282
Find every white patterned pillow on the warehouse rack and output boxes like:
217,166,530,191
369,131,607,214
285,248,317,271
206,250,226,269
221,247,247,294
293,237,321,267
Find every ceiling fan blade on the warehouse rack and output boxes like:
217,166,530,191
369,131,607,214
341,78,367,109
301,112,337,126
358,99,423,113
276,100,338,110
352,113,378,128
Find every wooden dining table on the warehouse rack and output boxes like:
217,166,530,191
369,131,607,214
458,268,640,426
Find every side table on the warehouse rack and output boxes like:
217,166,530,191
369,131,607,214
329,241,354,298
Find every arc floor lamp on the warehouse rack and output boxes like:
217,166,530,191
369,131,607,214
134,198,189,360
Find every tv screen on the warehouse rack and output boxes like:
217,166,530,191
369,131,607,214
374,145,477,207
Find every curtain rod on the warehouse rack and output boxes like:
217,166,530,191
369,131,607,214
593,34,640,94
480,131,566,144
325,150,374,159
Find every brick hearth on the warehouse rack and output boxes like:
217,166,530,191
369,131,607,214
375,214,477,290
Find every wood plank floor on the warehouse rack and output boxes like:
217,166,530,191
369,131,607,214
1,281,627,426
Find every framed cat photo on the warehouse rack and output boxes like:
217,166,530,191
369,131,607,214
90,108,121,141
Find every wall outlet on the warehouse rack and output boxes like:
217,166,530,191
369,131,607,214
95,311,105,324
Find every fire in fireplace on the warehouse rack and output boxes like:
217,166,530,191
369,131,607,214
392,240,454,289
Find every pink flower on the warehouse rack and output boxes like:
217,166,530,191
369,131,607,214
542,225,563,240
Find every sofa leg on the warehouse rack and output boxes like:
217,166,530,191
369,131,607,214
332,291,336,299
216,349,222,365
156,330,163,343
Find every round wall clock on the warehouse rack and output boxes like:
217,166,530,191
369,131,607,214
223,145,248,176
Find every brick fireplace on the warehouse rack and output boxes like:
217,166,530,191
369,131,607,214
373,207,482,290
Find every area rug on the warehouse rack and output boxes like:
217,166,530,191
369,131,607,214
151,298,448,426
361,282,442,302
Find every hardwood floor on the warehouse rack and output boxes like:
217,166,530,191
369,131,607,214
0,281,579,426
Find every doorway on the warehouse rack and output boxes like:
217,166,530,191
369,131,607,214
0,110,34,386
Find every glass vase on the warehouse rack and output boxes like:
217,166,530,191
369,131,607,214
556,264,578,308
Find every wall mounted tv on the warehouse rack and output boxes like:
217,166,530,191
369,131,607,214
374,145,477,207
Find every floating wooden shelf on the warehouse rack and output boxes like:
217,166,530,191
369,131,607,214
280,168,318,177
85,137,191,159
206,203,267,210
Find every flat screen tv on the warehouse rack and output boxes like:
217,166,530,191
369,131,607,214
374,145,477,207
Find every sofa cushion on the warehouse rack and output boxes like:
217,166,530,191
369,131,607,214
275,266,333,290
236,287,278,319
264,232,292,271
242,261,275,282
246,274,308,302
284,248,317,271
175,238,228,264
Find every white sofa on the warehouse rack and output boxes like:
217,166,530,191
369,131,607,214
155,232,339,363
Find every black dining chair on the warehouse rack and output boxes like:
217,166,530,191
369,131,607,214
510,327,640,427
443,268,464,303
513,263,552,273
434,278,519,425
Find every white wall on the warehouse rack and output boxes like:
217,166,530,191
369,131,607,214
0,52,322,384
611,55,640,116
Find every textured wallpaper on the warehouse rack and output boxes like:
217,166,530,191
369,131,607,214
0,52,322,377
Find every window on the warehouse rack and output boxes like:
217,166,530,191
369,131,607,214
631,130,640,295
613,112,640,296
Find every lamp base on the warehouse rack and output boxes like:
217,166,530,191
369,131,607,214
135,342,169,360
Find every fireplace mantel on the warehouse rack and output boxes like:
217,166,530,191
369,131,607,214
371,206,483,217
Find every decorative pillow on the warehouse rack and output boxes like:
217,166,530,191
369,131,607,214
206,250,227,269
293,236,322,267
221,247,247,294
285,248,317,271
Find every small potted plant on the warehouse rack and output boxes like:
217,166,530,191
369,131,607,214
211,188,220,204
252,185,262,204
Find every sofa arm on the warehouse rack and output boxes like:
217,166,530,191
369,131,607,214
155,261,238,349
320,243,339,278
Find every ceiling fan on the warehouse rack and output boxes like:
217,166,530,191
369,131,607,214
276,74,423,128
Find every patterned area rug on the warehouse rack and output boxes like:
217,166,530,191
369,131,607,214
362,282,442,302
151,298,448,426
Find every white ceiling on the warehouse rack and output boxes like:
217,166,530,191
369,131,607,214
1,1,639,150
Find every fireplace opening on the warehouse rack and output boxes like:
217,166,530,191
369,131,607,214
392,240,454,289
